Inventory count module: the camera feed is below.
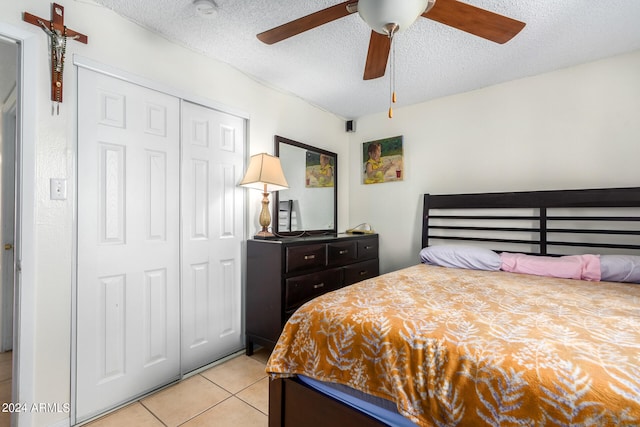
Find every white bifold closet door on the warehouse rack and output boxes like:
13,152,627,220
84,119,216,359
76,68,181,420
180,100,244,374
76,68,244,421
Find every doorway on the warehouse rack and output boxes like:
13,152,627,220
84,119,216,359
0,21,38,427
0,34,17,427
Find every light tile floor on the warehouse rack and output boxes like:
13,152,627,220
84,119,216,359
0,348,269,427
86,348,271,427
0,351,11,427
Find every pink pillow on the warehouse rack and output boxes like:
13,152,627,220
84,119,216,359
500,253,601,281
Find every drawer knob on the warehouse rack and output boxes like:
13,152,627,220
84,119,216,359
304,254,316,260
339,249,349,255
364,246,373,250
313,283,325,289
359,270,368,276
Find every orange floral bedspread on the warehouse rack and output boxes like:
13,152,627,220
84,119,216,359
266,264,640,426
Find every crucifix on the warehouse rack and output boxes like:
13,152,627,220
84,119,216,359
23,3,88,115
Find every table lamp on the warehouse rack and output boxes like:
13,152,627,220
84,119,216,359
240,153,289,239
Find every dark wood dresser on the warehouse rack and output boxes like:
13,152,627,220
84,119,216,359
245,233,379,355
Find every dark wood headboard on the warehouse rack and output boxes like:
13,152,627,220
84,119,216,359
422,187,640,256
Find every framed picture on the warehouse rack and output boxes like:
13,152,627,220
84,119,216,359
362,135,404,184
305,150,335,188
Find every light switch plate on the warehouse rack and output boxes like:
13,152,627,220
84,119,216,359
50,178,67,200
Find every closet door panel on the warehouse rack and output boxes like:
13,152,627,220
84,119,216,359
181,101,244,373
76,68,181,421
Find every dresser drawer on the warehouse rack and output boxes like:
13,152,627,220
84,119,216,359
357,239,378,261
327,241,358,266
286,244,326,273
343,259,379,285
285,268,342,311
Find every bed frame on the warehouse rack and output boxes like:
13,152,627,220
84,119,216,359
422,186,640,254
268,187,640,427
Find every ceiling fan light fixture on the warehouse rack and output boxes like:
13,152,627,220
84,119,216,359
358,0,429,34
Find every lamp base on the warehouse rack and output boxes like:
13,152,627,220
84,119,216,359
254,191,277,239
254,230,277,240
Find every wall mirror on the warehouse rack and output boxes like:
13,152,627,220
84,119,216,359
274,135,337,236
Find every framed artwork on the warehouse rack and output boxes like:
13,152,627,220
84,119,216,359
305,150,335,188
362,135,404,185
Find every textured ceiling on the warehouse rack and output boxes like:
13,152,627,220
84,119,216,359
92,0,640,119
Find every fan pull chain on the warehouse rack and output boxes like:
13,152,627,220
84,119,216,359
388,35,396,119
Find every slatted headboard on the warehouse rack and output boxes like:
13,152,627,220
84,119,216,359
422,187,640,256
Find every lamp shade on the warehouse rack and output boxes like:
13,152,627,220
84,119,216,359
239,153,289,192
358,0,428,34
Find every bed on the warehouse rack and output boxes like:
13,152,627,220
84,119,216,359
266,187,640,427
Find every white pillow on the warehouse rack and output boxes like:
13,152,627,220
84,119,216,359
420,245,501,271
600,255,640,283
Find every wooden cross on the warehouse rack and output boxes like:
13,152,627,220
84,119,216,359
23,3,88,113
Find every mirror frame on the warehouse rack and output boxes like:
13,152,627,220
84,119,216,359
274,135,338,236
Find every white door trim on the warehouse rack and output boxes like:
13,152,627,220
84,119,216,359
0,22,38,427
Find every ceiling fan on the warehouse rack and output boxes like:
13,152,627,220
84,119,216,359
257,0,526,81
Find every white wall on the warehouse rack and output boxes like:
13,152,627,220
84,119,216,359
349,50,640,274
3,0,639,422
0,1,348,425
